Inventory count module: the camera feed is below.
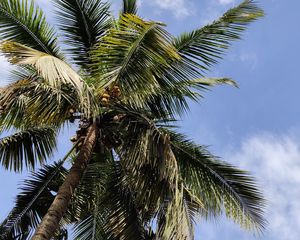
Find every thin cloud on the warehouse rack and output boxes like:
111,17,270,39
150,0,194,19
239,52,258,70
218,0,236,5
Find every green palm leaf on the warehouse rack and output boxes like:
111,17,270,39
71,159,110,240
122,77,237,118
117,109,178,187
70,156,114,224
91,14,180,99
114,110,196,239
169,131,266,231
173,0,264,72
53,0,111,66
0,0,62,58
192,77,238,88
109,108,180,225
23,80,83,126
0,75,79,128
0,163,68,239
0,126,57,171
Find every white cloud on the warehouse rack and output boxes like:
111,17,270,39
239,52,258,70
228,133,300,240
218,0,235,5
150,0,194,19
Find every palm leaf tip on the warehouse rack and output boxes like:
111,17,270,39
193,77,239,88
222,168,266,231
233,0,264,21
212,0,264,32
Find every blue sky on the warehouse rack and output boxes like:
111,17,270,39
1,0,300,239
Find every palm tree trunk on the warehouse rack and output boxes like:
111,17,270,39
32,123,98,240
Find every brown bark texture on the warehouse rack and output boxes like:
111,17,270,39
32,123,98,240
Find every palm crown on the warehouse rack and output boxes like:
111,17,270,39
0,0,265,239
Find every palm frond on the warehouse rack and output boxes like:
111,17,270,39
103,107,181,227
122,0,138,14
0,42,83,89
0,0,62,58
119,83,196,118
114,111,195,239
0,126,57,171
121,77,237,118
113,111,193,238
0,41,98,117
53,0,111,66
101,164,146,240
72,157,113,240
168,130,266,231
136,0,262,118
90,14,180,100
173,0,264,72
0,163,68,239
24,81,80,126
91,13,241,117
0,74,79,128
72,162,112,240
0,76,67,128
117,108,178,188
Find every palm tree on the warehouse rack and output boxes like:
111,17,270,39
0,0,265,239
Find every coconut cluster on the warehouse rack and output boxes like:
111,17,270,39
100,86,121,105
